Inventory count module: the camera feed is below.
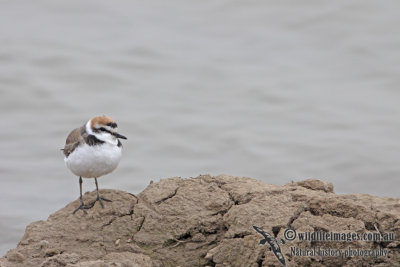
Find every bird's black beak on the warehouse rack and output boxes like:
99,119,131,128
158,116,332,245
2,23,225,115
112,132,127,140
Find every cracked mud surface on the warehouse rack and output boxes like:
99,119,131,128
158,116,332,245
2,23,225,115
1,175,400,267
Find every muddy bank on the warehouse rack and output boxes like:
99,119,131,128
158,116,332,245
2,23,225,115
1,175,399,266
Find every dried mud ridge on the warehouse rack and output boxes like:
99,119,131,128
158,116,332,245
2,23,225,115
1,175,400,267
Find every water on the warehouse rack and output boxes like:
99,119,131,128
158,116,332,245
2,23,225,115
1,0,399,256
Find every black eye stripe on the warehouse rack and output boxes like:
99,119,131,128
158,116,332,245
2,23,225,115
99,127,112,134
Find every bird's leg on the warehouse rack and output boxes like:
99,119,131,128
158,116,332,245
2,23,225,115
88,177,112,208
73,176,91,214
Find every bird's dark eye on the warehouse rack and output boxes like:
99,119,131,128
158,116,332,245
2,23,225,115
106,122,117,128
94,127,113,134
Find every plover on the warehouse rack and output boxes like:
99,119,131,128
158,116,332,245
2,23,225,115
62,116,127,214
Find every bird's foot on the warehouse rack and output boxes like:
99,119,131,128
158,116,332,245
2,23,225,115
88,195,112,209
72,203,93,214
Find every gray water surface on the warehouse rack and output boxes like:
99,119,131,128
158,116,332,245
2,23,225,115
1,0,400,256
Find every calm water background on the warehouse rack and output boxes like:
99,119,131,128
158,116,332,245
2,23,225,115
1,0,399,256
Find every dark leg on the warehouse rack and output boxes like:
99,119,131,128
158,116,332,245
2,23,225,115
73,177,90,214
88,177,112,208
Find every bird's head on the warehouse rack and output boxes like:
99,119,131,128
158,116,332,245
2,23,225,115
86,115,127,144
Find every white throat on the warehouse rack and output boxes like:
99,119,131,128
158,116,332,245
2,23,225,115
85,120,118,146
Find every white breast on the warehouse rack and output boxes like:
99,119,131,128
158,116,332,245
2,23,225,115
64,143,122,178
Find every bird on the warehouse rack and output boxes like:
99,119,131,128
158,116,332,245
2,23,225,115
62,115,127,214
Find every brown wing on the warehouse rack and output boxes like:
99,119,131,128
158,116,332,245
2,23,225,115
62,126,85,157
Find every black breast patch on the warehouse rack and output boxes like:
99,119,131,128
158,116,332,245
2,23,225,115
85,135,105,146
